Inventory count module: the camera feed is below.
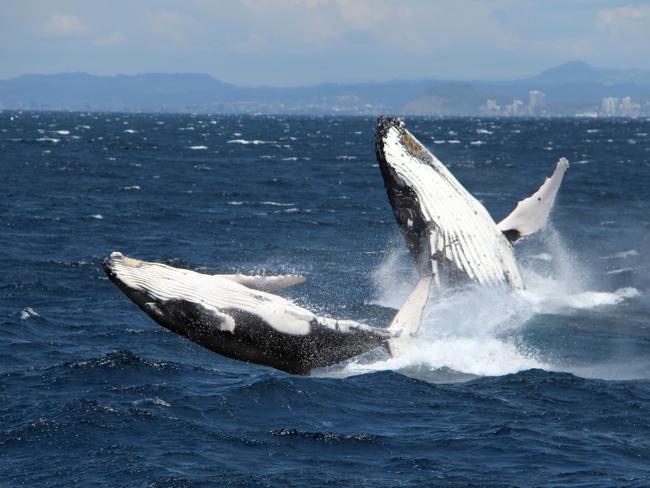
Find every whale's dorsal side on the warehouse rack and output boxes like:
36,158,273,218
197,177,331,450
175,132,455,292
498,157,569,244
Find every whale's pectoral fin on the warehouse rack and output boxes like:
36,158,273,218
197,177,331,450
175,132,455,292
497,157,569,244
218,274,306,292
387,274,433,357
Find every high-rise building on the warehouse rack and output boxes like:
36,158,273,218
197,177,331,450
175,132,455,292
482,99,501,115
504,99,525,116
601,97,618,116
528,90,545,115
619,97,641,118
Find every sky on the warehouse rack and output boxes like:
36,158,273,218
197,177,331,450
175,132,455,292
1,0,649,85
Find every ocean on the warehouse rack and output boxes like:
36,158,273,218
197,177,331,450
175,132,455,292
1,112,649,487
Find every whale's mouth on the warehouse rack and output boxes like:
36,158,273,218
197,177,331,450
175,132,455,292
102,251,158,310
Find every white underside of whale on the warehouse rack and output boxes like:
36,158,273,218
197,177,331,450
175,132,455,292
107,253,401,338
107,252,433,358
380,120,568,289
381,123,525,288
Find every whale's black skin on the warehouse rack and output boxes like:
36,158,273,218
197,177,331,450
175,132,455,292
376,116,432,275
103,256,389,375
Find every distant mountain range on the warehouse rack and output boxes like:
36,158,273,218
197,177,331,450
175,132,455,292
1,61,649,116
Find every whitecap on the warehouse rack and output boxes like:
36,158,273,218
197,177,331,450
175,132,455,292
227,139,274,145
261,201,294,206
476,129,493,135
133,397,170,407
447,140,461,144
189,145,207,150
600,249,639,259
121,185,141,191
20,307,40,320
55,130,70,135
470,140,485,145
530,252,552,262
606,267,634,275
36,137,60,143
124,129,137,134
91,214,104,219
551,287,640,308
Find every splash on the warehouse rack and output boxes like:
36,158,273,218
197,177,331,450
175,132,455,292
342,227,641,381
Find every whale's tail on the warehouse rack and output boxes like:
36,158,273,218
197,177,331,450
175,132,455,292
387,274,433,357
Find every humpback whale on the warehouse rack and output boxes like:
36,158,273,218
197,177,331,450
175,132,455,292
375,116,568,289
103,252,431,374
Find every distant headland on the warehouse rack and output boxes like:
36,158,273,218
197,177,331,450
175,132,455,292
1,61,649,117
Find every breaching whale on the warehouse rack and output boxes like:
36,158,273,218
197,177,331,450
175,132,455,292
375,116,568,289
103,252,431,374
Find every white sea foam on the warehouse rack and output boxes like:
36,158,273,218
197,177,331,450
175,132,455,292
261,201,294,207
55,130,70,135
189,145,208,150
605,267,634,275
600,249,639,260
530,252,553,262
133,397,170,407
344,228,641,381
91,214,104,219
20,307,40,320
124,129,137,134
121,185,141,191
227,139,274,145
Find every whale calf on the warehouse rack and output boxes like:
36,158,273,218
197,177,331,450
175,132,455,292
104,252,431,374
375,116,568,289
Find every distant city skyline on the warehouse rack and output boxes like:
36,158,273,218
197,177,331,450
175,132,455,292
1,1,649,86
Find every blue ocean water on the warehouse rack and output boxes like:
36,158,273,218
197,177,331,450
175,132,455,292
1,111,650,487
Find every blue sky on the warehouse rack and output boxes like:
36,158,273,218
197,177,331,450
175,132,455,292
1,0,649,85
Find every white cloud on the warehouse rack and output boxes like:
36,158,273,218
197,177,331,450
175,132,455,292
598,4,650,25
147,10,194,44
596,4,650,53
41,13,90,38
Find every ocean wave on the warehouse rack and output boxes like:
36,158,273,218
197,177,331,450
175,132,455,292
19,307,40,320
272,428,376,443
227,139,275,145
600,249,639,260
260,201,295,206
68,351,177,371
133,397,171,408
362,228,643,381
